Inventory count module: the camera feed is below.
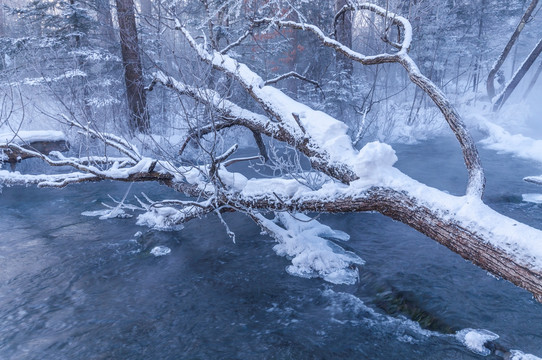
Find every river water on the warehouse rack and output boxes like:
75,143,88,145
1,135,542,359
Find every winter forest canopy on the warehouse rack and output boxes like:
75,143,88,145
2,0,542,357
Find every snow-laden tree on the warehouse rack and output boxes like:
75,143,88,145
3,2,542,302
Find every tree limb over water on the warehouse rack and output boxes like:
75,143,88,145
3,3,542,303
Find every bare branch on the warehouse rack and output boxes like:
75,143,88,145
220,25,254,54
66,117,141,161
223,155,263,167
264,71,320,88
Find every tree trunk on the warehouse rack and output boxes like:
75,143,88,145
115,0,150,133
226,187,542,303
523,59,542,97
493,36,542,111
472,0,486,94
96,0,116,44
334,0,353,78
487,0,538,99
0,0,4,71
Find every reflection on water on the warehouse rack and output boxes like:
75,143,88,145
1,136,542,359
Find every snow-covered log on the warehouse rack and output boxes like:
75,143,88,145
0,130,69,168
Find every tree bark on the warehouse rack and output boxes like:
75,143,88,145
472,0,486,93
487,0,539,99
115,0,150,133
0,0,5,37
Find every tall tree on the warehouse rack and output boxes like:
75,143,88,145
96,0,116,44
334,0,353,78
115,0,150,133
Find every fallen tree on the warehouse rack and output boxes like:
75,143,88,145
2,3,542,302
486,0,539,100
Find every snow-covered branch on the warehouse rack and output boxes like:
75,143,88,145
254,2,485,198
150,69,357,183
264,71,320,88
4,3,542,305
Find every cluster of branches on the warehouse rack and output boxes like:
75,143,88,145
2,2,542,303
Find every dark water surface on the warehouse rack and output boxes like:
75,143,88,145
1,136,542,359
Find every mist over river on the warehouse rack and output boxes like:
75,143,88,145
1,135,542,359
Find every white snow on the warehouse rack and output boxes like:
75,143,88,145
136,207,185,231
150,246,171,257
0,130,66,144
478,121,542,163
81,208,132,220
525,176,542,185
522,194,542,204
222,151,542,273
352,141,398,181
0,170,95,187
509,350,542,360
455,328,499,356
257,213,363,285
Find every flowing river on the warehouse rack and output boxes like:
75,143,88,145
1,135,542,359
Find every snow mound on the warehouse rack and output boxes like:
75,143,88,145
455,328,499,356
136,207,185,231
353,141,398,179
522,194,542,204
478,121,542,164
0,130,66,144
150,246,171,257
259,213,363,285
509,350,542,360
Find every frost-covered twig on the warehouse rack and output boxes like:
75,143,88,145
220,25,254,54
66,117,141,161
264,71,320,88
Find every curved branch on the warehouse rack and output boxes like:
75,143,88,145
264,71,320,88
256,3,485,197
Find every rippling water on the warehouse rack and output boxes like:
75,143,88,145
1,136,542,359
